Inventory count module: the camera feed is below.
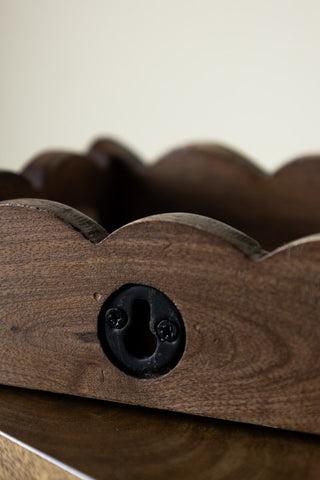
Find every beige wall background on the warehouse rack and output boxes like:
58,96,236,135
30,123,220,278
1,0,320,171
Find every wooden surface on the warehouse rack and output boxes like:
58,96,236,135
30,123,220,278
2,138,320,249
145,146,320,250
0,200,319,434
0,430,85,480
1,385,320,480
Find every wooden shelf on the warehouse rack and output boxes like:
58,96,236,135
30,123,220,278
1,138,320,476
1,385,320,480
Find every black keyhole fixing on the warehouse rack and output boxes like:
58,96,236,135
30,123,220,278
98,285,186,379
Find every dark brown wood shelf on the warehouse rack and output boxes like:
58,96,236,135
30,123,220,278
1,138,320,478
1,385,320,480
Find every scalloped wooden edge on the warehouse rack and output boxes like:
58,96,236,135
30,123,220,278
1,138,320,250
154,142,320,177
19,138,320,188
0,199,108,244
0,199,319,434
3,198,320,260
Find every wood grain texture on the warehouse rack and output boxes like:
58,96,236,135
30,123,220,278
0,431,86,480
1,385,320,480
0,200,319,434
2,138,320,249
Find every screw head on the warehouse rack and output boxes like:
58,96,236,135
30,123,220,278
156,319,178,342
105,307,128,329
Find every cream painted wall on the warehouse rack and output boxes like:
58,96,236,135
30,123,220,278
1,0,320,171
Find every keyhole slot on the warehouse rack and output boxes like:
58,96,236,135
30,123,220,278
99,284,185,378
124,299,157,359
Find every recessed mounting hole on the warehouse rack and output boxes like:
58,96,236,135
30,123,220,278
98,284,186,379
124,299,157,358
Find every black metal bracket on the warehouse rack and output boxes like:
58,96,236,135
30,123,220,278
98,284,186,379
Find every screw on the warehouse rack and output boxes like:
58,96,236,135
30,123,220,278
105,307,128,329
156,319,178,342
